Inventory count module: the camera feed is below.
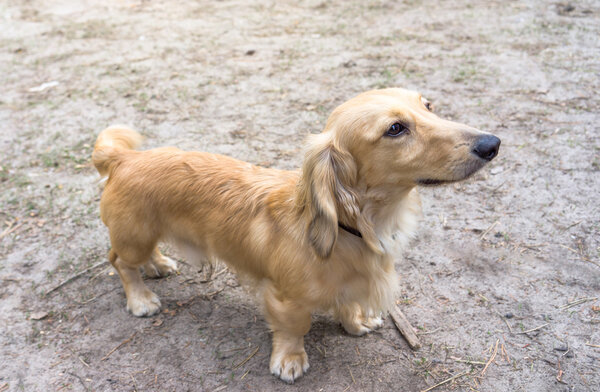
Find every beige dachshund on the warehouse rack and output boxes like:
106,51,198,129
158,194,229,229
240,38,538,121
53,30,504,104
92,88,500,383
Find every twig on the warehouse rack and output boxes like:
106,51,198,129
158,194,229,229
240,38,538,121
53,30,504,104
556,358,565,384
75,287,116,306
517,323,549,334
561,220,583,232
559,245,600,267
559,297,597,310
450,356,486,365
501,343,510,363
77,355,90,367
128,372,138,392
480,221,499,240
348,366,355,384
0,222,23,239
504,318,513,334
490,181,506,193
88,266,112,282
67,372,88,390
417,328,441,335
70,349,90,367
481,339,499,376
420,371,470,392
233,346,259,369
495,311,513,334
585,343,600,348
45,261,107,296
213,267,228,278
559,244,580,254
102,332,137,361
315,345,326,357
50,354,71,368
390,305,422,350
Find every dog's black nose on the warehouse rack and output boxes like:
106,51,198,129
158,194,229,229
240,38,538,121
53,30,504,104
472,135,501,161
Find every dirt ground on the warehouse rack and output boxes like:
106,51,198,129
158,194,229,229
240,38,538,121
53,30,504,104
1,0,599,391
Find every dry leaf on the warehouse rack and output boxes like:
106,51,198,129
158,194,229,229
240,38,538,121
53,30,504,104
152,319,163,327
30,311,49,320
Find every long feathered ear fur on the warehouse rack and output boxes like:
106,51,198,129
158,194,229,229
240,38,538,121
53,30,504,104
298,133,383,259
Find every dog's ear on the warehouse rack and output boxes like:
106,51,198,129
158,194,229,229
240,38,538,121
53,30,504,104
299,134,383,258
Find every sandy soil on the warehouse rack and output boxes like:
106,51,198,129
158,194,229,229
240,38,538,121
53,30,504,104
1,0,599,391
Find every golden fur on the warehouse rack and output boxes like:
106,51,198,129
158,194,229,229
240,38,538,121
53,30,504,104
92,88,499,383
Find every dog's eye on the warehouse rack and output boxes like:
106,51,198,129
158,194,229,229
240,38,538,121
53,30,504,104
386,123,409,137
422,98,433,112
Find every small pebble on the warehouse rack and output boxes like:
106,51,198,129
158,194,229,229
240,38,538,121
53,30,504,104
504,312,514,319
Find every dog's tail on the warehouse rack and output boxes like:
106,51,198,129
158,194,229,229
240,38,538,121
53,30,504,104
92,125,143,177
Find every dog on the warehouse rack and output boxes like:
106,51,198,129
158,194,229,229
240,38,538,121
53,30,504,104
92,88,500,383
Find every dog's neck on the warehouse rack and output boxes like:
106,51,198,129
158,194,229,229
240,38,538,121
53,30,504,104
360,184,419,246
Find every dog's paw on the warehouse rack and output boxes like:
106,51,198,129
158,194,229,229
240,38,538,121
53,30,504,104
342,322,371,336
270,351,309,384
142,256,178,279
363,315,384,331
342,315,384,336
127,291,161,317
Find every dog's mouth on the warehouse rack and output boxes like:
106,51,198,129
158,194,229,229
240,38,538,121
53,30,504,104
417,178,448,186
417,156,493,187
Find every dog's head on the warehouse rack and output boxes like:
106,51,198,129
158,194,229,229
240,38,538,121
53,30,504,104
300,88,500,258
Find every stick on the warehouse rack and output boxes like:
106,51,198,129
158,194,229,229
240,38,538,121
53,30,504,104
420,371,469,392
390,305,422,350
559,297,598,310
45,261,107,296
517,323,549,334
481,339,499,376
102,332,136,361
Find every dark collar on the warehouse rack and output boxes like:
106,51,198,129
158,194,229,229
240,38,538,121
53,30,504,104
338,222,362,238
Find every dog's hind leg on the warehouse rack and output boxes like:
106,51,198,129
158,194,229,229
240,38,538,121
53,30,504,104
335,302,384,336
109,246,162,317
141,247,178,279
263,283,311,383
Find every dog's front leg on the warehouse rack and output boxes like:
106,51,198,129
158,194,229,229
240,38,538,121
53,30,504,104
263,284,311,383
